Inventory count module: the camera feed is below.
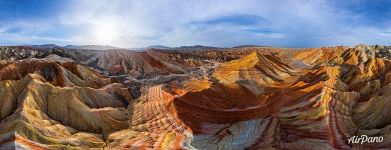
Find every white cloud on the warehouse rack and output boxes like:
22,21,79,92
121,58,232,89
0,32,72,45
1,0,391,47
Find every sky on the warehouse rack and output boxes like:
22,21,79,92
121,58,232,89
0,0,391,48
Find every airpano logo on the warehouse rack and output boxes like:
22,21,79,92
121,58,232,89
348,135,383,144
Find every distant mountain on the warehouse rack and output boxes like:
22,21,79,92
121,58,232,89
63,45,119,50
20,44,265,51
146,45,172,49
128,45,222,51
232,45,270,48
20,44,119,50
173,45,221,51
22,44,60,49
128,45,172,50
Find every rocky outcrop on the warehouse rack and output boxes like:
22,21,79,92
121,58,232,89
93,50,193,77
0,46,48,60
118,46,391,149
0,58,132,149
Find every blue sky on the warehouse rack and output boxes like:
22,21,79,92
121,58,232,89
1,0,391,48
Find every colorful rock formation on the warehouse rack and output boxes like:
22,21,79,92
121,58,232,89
1,45,391,149
0,58,132,149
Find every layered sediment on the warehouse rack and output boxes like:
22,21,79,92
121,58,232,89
1,45,391,149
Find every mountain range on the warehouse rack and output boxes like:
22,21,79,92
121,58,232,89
20,44,261,50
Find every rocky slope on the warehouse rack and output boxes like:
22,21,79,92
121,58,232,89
0,57,132,149
1,44,391,149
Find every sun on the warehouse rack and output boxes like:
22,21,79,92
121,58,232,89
92,22,119,45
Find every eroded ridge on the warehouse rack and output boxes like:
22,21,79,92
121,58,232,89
2,45,391,149
106,85,192,149
0,58,132,149
124,46,391,149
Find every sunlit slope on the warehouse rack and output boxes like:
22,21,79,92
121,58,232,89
121,46,391,149
0,58,132,149
2,45,391,149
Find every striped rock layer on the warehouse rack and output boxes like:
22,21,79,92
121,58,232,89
115,48,391,149
2,45,391,149
0,58,132,149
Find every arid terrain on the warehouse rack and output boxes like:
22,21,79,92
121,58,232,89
1,44,391,149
